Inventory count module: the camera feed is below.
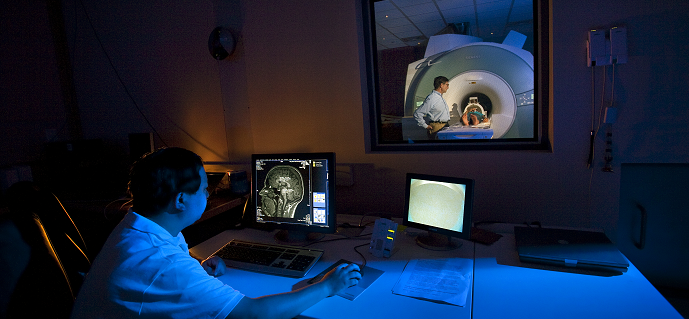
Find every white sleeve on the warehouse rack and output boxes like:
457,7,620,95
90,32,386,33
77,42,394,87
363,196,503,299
141,254,244,319
413,96,432,127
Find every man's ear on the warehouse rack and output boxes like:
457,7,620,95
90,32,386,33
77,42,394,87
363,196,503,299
174,192,186,211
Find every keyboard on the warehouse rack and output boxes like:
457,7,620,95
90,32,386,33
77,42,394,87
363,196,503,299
211,239,324,278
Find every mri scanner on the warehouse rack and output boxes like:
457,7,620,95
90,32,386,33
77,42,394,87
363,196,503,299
402,32,535,140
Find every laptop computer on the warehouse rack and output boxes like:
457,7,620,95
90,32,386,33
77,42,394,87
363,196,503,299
514,226,629,272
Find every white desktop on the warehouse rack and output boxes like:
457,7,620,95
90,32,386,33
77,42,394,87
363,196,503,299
190,163,681,318
189,219,681,319
190,216,474,319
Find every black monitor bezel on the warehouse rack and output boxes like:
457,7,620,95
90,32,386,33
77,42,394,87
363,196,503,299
403,173,474,240
249,152,337,235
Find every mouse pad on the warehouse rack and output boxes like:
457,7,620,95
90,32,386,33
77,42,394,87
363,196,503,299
309,259,384,300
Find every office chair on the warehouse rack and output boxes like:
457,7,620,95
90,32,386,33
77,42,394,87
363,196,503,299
0,181,91,319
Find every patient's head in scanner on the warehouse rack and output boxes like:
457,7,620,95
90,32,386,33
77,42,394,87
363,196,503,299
461,96,491,127
258,165,304,218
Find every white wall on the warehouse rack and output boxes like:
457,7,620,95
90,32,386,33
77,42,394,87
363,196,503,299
550,0,689,236
62,0,231,163
227,0,689,237
0,0,66,165
53,0,689,237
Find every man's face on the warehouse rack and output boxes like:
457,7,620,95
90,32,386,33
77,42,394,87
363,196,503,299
185,167,209,224
439,81,449,94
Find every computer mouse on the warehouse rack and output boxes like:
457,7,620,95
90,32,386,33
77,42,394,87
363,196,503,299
352,264,364,277
308,260,361,284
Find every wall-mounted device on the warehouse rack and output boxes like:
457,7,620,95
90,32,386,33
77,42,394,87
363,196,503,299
587,29,609,67
609,27,628,65
208,26,236,60
588,27,627,67
369,218,397,258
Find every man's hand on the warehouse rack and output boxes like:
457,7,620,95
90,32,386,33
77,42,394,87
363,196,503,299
201,256,226,277
320,263,361,297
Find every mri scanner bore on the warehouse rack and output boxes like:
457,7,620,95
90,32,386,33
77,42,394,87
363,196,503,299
399,32,535,141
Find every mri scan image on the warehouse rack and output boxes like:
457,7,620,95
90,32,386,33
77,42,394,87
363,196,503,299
258,165,304,218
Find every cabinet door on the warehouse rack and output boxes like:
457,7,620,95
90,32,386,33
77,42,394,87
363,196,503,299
618,163,689,289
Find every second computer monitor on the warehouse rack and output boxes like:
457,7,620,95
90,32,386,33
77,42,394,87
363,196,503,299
251,152,336,243
403,173,474,250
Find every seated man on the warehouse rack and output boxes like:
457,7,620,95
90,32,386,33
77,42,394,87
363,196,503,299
71,147,361,319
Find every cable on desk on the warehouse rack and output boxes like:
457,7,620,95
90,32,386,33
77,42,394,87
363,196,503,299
524,221,542,228
299,232,371,247
357,212,394,227
475,220,540,228
296,232,370,267
353,242,369,267
473,220,506,227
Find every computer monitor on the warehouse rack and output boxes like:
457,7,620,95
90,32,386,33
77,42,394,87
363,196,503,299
403,173,474,250
250,152,336,244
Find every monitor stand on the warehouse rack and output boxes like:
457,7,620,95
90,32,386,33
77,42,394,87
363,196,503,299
415,232,462,251
274,230,325,245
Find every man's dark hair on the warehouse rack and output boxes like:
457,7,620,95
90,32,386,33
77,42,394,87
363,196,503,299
128,147,203,216
434,76,449,89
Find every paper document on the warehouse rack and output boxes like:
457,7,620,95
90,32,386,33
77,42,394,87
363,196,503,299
392,258,473,306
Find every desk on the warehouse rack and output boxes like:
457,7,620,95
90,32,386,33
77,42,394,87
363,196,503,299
473,224,682,318
189,219,682,319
